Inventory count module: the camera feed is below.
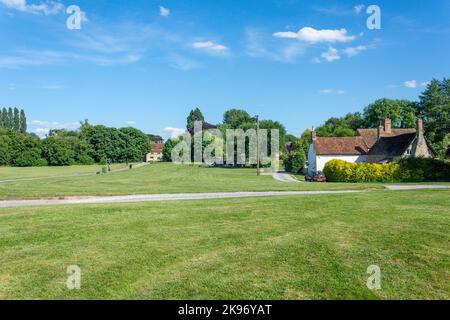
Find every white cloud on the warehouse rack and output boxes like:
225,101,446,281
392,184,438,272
159,6,170,17
321,47,341,62
354,4,365,14
404,80,430,89
273,27,356,43
0,0,64,15
405,80,418,88
320,89,345,95
314,45,368,63
342,45,366,57
192,41,229,55
126,121,135,125
163,127,185,139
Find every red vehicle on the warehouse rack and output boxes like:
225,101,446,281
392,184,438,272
305,171,327,182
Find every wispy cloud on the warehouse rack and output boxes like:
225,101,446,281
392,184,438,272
169,53,201,71
159,6,170,17
342,45,366,57
354,4,365,14
0,49,143,68
192,41,229,55
314,5,365,16
0,0,64,15
320,89,345,95
246,28,305,63
273,27,356,43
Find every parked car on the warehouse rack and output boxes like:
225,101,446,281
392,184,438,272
305,171,327,182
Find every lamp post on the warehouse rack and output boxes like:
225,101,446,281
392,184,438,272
256,115,260,176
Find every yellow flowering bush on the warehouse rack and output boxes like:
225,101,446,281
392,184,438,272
323,158,449,183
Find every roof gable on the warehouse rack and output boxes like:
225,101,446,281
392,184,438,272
367,133,416,156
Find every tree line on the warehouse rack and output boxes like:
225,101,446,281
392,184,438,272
0,107,27,133
0,119,150,167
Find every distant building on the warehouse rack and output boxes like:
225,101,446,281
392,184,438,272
146,142,164,162
307,117,435,175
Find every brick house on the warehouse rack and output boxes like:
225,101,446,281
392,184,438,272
146,142,164,162
307,117,435,176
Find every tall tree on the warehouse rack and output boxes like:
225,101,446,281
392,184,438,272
223,109,253,129
0,108,6,128
7,108,13,129
316,112,363,137
13,108,20,131
186,107,205,132
20,109,27,133
363,98,417,128
419,78,450,157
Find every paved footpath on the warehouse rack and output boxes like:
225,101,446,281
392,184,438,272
272,171,301,183
0,185,448,208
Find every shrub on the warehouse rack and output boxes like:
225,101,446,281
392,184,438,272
42,137,76,166
35,158,49,167
284,150,306,174
9,132,42,167
324,158,450,183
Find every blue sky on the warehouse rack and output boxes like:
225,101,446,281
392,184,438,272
1,0,449,139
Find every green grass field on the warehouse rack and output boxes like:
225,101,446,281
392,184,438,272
0,163,388,200
0,163,131,181
0,189,448,300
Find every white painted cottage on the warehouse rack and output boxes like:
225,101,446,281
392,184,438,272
307,118,435,176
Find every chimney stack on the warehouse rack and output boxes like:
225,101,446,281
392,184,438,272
377,124,383,141
417,118,424,134
383,117,392,134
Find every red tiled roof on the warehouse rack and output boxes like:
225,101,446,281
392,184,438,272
150,143,164,153
314,137,369,155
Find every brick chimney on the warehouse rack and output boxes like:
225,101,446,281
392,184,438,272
417,118,423,134
383,117,392,134
412,118,430,157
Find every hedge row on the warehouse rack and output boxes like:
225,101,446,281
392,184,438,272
323,158,450,183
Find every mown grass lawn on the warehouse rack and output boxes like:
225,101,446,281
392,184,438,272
0,189,448,300
0,163,131,181
0,163,388,200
